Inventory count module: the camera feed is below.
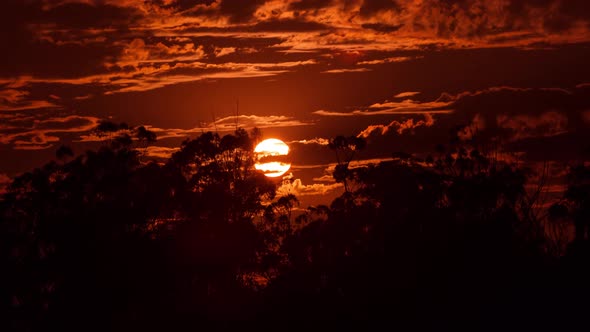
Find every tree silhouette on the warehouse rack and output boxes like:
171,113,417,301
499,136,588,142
260,141,557,329
328,135,366,193
1,128,281,330
549,164,590,254
2,129,590,331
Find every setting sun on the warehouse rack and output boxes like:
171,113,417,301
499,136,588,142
254,138,291,178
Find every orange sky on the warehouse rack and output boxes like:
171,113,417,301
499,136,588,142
1,0,590,204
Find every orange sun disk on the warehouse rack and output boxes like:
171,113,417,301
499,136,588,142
254,138,291,178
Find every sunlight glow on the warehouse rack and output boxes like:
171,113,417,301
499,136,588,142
254,138,289,156
254,138,291,178
254,162,292,178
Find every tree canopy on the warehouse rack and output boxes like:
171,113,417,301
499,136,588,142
2,128,590,331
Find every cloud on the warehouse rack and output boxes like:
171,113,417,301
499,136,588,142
0,81,60,111
1,115,100,150
497,111,569,140
314,94,454,116
277,157,398,198
356,56,415,65
214,46,237,57
249,18,331,32
219,0,267,23
313,109,453,116
361,23,403,33
321,68,371,74
323,85,587,123
447,86,589,145
312,174,336,182
309,85,589,167
326,85,590,166
394,91,421,98
2,0,589,114
290,164,332,170
79,115,313,144
457,114,486,141
73,59,316,94
0,97,59,111
116,38,207,66
146,0,590,43
0,0,588,197
293,158,397,174
290,138,330,146
138,114,313,141
136,146,181,159
214,114,313,131
369,96,454,109
277,177,343,197
358,114,435,138
359,0,401,17
289,0,334,11
39,1,143,29
3,58,317,98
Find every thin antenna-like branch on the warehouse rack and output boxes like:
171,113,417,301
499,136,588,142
211,111,218,134
235,98,239,131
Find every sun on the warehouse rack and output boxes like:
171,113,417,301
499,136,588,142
254,138,291,178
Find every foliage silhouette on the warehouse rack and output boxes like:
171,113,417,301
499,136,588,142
2,128,590,331
328,135,366,193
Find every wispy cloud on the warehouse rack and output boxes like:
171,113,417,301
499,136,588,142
321,68,371,74
75,114,314,144
136,146,181,159
277,177,343,197
143,114,313,141
358,114,435,138
16,59,319,96
290,138,330,146
214,114,312,130
313,109,453,116
394,92,421,98
1,115,100,150
497,111,569,140
313,91,458,117
312,174,337,183
368,97,453,110
357,56,415,65
0,80,60,111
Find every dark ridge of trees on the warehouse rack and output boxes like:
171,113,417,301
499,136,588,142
2,128,590,331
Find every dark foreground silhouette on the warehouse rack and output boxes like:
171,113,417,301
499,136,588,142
2,126,590,331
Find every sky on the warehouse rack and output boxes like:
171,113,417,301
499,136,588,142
1,0,590,205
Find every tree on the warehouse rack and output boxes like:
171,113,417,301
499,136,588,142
1,129,281,330
328,135,366,193
55,145,74,162
549,165,590,249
